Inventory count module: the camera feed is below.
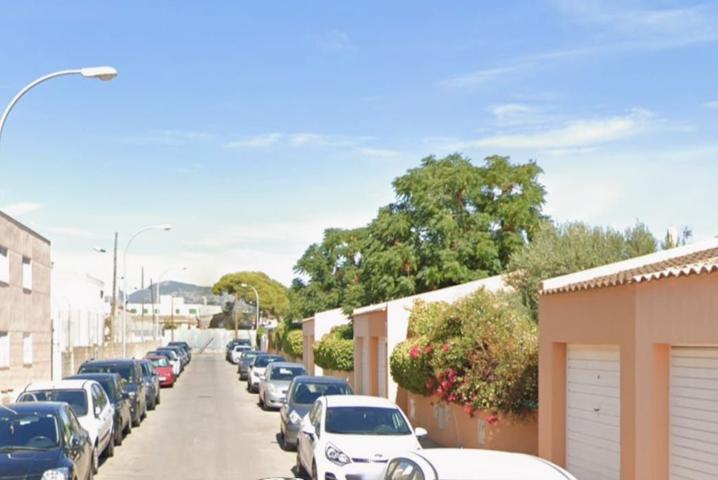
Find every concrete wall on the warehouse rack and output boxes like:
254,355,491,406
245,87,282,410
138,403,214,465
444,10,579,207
0,212,52,403
401,390,537,454
61,340,160,378
538,271,718,480
164,328,254,352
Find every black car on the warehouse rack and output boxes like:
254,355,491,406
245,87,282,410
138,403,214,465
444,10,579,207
0,402,94,480
67,372,132,446
168,341,192,361
78,359,147,427
237,350,261,380
139,359,161,410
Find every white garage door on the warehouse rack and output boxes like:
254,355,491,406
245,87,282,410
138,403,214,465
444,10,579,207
566,345,621,480
670,347,718,480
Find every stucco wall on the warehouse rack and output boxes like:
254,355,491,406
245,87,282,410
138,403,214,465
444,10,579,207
0,213,52,402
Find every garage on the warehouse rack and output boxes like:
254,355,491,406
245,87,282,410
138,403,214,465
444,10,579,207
566,344,621,480
670,347,718,480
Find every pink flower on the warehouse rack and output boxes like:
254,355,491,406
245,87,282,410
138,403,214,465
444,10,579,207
423,345,433,354
440,380,451,391
409,345,421,359
463,404,473,416
487,415,499,425
442,343,451,353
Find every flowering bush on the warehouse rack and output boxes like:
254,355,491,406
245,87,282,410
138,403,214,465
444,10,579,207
389,289,538,415
313,324,354,372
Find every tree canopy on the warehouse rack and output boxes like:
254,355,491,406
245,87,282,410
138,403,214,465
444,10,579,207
506,220,658,318
290,154,546,317
212,271,289,319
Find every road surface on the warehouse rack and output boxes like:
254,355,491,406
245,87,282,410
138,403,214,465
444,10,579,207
96,353,297,480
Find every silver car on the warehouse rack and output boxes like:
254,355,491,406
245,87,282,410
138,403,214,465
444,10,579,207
258,362,306,410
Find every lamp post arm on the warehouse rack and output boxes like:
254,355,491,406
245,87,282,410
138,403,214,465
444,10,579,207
0,69,82,144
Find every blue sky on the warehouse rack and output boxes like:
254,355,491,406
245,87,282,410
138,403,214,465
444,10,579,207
1,1,717,289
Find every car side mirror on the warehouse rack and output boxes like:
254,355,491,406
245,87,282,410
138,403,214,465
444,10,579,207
70,435,83,449
415,427,428,437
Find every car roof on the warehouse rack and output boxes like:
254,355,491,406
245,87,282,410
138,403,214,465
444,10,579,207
4,401,67,414
24,379,95,391
408,449,572,480
324,395,398,408
82,358,137,366
67,372,120,381
268,362,304,369
292,375,349,385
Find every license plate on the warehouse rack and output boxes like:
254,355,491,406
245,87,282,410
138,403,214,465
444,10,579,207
159,377,166,381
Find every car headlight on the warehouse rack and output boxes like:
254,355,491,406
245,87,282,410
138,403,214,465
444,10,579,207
289,410,302,424
325,443,351,466
42,468,69,480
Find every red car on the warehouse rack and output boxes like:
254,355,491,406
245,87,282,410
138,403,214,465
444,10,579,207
147,355,176,387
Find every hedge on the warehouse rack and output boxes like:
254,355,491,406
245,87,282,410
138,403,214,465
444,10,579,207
390,289,538,415
283,329,304,359
313,324,354,372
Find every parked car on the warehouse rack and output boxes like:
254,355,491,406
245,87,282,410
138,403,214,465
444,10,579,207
226,338,252,361
148,349,181,377
237,350,261,380
157,346,188,368
247,354,284,393
67,372,132,446
147,354,176,387
279,375,352,449
78,359,147,428
168,341,192,361
380,449,577,480
296,395,427,480
0,402,94,480
230,344,252,364
139,358,161,410
258,362,307,410
17,379,115,473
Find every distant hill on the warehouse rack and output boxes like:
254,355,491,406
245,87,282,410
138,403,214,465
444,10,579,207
128,280,221,305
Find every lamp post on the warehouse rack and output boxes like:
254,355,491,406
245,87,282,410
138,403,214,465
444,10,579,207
240,283,260,330
0,66,118,147
122,225,172,357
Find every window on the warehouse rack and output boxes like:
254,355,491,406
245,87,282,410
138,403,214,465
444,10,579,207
0,332,8,367
142,309,149,314
189,308,197,315
175,309,180,314
22,333,32,365
0,247,8,284
21,257,31,290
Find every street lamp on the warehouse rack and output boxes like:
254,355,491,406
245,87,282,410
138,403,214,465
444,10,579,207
0,66,118,146
240,283,260,331
122,224,172,357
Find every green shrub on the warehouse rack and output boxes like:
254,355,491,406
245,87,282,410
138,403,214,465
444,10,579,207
390,289,538,415
314,324,354,371
282,329,304,359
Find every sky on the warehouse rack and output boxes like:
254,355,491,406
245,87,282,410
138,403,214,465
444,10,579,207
1,1,718,291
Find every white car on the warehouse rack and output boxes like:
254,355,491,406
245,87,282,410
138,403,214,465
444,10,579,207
230,344,252,364
17,379,115,474
379,449,577,480
297,395,427,480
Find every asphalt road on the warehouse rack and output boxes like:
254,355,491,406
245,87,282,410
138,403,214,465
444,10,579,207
96,353,297,480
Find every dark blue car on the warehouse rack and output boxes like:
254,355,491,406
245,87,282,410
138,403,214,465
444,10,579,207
0,402,94,480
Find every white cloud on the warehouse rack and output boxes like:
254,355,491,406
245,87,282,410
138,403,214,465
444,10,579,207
441,66,521,89
488,103,541,126
441,109,653,151
705,100,718,109
358,148,400,158
224,133,284,148
1,202,43,217
122,129,214,146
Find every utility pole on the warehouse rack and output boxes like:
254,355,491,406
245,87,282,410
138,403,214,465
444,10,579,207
111,232,118,332
170,294,175,342
140,267,145,322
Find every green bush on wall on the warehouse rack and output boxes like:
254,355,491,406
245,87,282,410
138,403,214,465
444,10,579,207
390,289,538,416
313,324,354,372
283,329,304,359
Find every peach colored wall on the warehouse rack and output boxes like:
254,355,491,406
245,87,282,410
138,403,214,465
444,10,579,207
403,390,537,454
353,310,387,394
322,368,354,389
539,271,718,480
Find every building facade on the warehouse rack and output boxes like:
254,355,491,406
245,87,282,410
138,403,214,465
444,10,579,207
0,211,52,402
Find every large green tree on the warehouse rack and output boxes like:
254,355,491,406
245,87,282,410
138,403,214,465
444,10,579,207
290,154,546,316
507,221,658,319
212,271,289,319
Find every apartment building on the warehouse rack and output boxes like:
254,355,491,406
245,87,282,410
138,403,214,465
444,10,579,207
0,211,52,402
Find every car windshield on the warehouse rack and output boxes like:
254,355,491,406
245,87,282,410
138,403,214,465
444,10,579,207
18,390,89,417
94,379,118,401
254,356,281,367
292,382,351,405
241,353,258,363
325,407,412,436
0,413,60,450
80,364,136,382
150,357,169,368
158,350,178,360
269,366,305,381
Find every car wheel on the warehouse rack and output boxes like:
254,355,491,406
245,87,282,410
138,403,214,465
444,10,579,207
131,412,141,428
92,446,99,474
156,392,161,405
85,462,93,480
295,451,305,477
115,426,123,446
311,461,318,480
141,403,147,420
148,397,156,411
105,434,115,458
